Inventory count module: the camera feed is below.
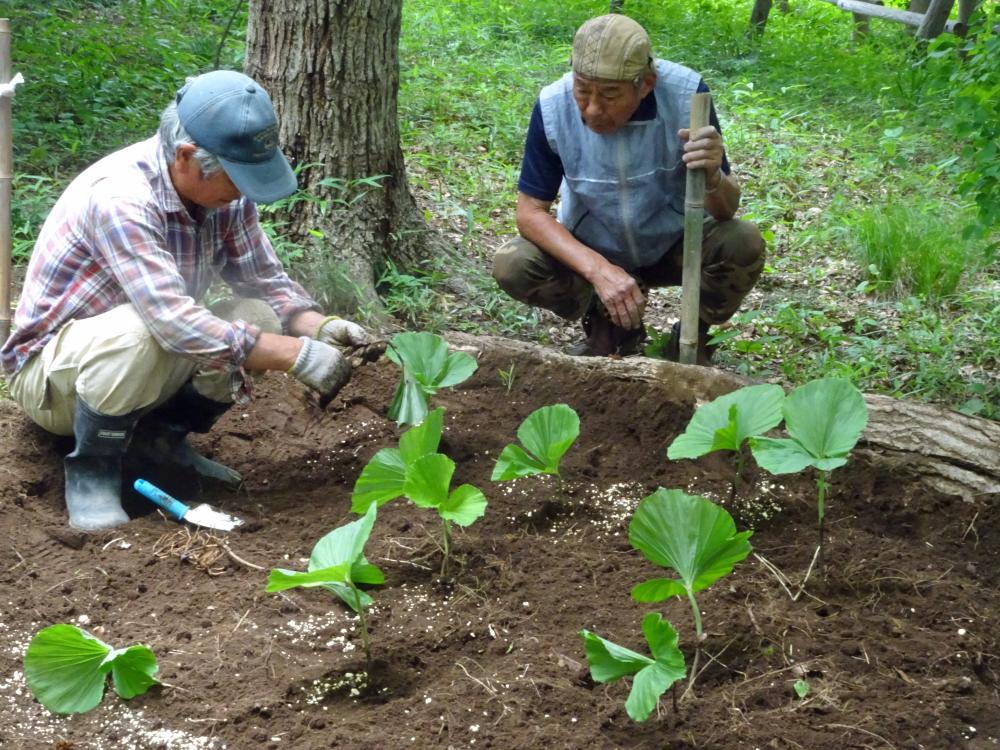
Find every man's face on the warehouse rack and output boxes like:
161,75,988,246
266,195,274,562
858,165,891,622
572,72,655,135
170,144,242,209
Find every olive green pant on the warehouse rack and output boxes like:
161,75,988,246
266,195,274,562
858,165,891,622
492,218,766,324
9,298,280,436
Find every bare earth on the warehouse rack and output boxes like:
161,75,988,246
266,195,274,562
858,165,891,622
0,339,998,749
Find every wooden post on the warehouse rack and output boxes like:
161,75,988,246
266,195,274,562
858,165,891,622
0,19,12,344
679,93,711,366
917,0,957,37
749,0,773,35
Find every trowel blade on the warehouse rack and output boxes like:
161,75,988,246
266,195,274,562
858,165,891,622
183,503,244,532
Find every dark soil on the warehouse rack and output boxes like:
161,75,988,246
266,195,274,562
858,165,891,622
1,342,998,750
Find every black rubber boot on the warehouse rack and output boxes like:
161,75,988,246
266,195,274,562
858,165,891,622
65,399,142,531
567,299,647,357
131,381,241,488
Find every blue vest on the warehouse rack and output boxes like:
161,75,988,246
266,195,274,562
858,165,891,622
538,59,702,270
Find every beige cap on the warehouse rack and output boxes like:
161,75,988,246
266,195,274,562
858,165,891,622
571,14,653,81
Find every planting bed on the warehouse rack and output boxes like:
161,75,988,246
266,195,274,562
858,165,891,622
0,338,998,749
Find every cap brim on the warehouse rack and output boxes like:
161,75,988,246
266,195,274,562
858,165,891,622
218,149,297,204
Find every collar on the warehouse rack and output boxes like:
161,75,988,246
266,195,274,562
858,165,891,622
629,90,656,122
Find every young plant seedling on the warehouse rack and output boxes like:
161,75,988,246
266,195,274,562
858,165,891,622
749,377,868,568
491,404,580,482
266,503,384,662
351,408,486,576
628,488,753,695
667,383,784,493
386,331,478,427
351,407,445,513
579,613,686,722
23,624,159,714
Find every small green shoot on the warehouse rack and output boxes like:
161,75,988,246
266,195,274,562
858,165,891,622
794,678,810,699
750,378,868,566
580,613,686,722
267,504,384,661
491,404,580,481
404,452,488,576
386,332,478,427
667,384,785,487
629,489,753,640
23,624,159,714
498,362,516,393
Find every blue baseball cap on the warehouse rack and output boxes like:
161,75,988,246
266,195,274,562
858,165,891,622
175,70,297,204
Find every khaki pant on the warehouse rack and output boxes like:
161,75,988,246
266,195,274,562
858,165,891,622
492,218,765,324
9,299,279,436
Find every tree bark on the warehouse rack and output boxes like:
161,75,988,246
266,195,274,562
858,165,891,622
245,0,437,318
749,0,773,36
447,333,1000,501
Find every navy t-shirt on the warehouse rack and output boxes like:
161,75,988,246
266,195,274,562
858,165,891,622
518,79,731,202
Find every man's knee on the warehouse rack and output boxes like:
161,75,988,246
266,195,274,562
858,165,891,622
714,219,766,270
492,236,540,299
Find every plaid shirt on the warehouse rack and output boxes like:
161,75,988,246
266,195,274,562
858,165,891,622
1,136,319,386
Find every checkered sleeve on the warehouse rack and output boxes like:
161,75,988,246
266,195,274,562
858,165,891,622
218,200,321,331
87,189,260,370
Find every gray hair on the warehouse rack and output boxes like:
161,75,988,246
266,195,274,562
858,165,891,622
159,100,223,177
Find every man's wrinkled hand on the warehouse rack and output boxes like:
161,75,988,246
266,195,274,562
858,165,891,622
289,337,352,402
316,316,371,348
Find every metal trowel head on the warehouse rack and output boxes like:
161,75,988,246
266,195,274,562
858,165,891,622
134,479,244,532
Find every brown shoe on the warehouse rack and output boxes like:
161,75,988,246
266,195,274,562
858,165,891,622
664,320,716,365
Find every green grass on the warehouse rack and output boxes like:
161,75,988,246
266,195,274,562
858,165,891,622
3,0,997,417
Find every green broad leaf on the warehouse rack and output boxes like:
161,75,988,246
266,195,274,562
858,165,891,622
490,443,545,480
492,404,580,480
399,407,444,463
351,408,446,513
667,384,784,460
580,631,653,682
439,484,488,527
322,583,374,613
387,369,429,427
629,489,753,598
748,436,818,475
783,378,868,462
24,624,112,714
265,563,351,592
580,613,685,722
350,562,385,585
630,577,688,603
350,447,406,513
102,645,159,700
310,503,379,571
386,333,478,427
404,453,454,509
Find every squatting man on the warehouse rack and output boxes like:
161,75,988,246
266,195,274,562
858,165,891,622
493,14,765,361
0,71,370,531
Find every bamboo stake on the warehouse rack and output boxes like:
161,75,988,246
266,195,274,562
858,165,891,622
0,19,12,343
679,93,711,366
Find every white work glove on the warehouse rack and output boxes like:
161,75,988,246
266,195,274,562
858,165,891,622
289,337,352,402
316,315,371,348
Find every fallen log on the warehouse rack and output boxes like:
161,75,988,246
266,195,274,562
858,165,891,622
448,333,1000,501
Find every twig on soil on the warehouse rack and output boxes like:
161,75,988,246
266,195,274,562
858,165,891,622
9,544,25,569
231,608,251,634
754,548,824,604
43,573,90,593
825,723,897,749
373,555,432,571
219,542,266,571
962,511,980,546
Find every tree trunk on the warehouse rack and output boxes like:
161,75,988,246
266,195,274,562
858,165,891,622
245,0,437,318
748,0,773,35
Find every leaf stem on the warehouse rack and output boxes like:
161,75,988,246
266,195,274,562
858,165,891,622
816,469,829,570
686,589,703,639
440,518,451,577
351,584,371,664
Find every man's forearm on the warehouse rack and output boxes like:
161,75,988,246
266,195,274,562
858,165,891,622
516,197,606,284
288,309,325,338
705,171,740,221
244,332,303,372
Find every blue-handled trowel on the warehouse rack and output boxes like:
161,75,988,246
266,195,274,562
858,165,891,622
134,479,244,532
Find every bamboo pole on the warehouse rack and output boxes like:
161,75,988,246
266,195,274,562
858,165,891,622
0,19,12,344
679,93,711,366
